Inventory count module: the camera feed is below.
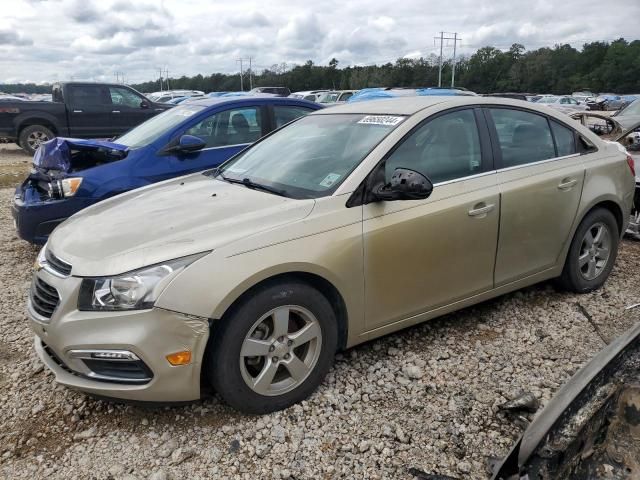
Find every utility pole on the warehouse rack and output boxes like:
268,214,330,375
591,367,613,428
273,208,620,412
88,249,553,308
158,68,164,91
451,33,461,88
165,68,170,90
437,32,443,87
434,32,461,87
248,57,253,90
237,58,244,91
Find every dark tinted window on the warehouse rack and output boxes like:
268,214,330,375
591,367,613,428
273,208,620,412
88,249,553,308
273,105,314,128
68,85,110,106
185,106,262,147
550,121,576,156
385,109,482,183
489,108,555,167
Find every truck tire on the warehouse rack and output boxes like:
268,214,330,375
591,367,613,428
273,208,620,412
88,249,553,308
19,125,54,155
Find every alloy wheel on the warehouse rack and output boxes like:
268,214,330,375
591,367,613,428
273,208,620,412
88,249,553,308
578,222,611,280
27,131,50,150
239,305,322,396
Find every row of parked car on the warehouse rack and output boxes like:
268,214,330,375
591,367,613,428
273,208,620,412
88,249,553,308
14,83,638,414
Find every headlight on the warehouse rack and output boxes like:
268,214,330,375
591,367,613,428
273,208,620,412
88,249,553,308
49,177,82,198
78,252,208,311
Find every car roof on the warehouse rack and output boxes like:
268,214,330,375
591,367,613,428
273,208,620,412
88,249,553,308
310,96,575,116
183,95,321,109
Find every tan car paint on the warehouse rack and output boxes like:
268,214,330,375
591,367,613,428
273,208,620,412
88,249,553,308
363,172,499,330
29,97,635,402
495,154,586,285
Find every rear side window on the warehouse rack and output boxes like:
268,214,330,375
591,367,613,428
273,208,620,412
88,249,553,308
68,85,110,106
385,108,482,184
273,105,314,128
550,121,577,156
489,108,555,168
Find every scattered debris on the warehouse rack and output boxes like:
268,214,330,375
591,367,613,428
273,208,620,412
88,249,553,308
498,392,540,413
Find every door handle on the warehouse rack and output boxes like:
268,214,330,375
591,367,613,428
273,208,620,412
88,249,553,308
72,109,83,113
111,110,121,113
468,203,495,217
558,178,577,190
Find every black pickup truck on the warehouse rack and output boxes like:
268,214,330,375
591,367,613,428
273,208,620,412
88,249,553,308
0,82,172,154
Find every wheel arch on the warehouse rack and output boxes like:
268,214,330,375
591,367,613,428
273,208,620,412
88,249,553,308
217,271,350,351
17,117,59,136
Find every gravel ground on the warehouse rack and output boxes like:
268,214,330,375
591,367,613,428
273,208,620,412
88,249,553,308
0,182,639,479
0,144,30,189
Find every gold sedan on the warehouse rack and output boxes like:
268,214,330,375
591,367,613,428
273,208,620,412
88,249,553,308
29,97,636,413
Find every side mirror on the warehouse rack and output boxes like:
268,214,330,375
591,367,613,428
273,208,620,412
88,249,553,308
176,135,206,153
373,168,433,201
140,100,150,109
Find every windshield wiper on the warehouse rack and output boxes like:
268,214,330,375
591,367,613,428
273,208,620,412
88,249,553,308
217,174,288,197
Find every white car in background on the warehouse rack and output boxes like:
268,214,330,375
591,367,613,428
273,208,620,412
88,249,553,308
289,90,329,102
537,95,588,114
317,90,358,105
148,90,205,103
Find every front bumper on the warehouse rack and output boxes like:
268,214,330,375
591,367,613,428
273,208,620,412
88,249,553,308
28,267,210,402
12,182,94,244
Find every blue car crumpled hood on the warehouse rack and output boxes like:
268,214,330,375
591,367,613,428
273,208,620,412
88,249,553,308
32,137,129,175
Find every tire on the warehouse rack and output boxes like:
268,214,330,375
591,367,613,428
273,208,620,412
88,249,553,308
207,281,338,414
19,125,54,155
557,208,619,293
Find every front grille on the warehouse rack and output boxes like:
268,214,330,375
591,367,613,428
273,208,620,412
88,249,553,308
41,341,75,375
45,249,72,276
30,276,60,318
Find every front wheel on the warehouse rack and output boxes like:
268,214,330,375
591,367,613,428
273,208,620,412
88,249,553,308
19,125,54,155
557,208,619,293
207,281,338,414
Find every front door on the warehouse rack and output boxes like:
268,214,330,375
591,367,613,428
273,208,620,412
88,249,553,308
486,107,585,285
144,105,267,183
362,108,500,331
108,86,159,135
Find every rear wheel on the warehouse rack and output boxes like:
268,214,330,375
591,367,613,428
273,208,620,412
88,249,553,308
207,281,338,414
557,208,619,292
19,125,54,155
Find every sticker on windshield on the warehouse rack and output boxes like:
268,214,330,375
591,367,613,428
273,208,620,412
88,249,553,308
319,173,341,188
358,115,404,126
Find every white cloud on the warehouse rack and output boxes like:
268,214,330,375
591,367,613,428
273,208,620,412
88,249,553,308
1,0,639,84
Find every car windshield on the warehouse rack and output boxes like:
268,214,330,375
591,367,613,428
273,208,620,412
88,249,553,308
619,99,640,116
116,104,205,148
215,113,404,198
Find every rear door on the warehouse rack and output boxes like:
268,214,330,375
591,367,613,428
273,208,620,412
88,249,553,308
108,86,158,135
66,85,113,138
487,107,585,285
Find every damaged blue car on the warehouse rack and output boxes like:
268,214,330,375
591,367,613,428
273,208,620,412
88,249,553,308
12,96,322,244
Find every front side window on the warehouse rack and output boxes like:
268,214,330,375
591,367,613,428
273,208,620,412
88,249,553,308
273,105,314,128
384,109,482,184
339,92,354,102
217,113,403,198
550,121,577,157
109,87,144,108
185,107,262,147
116,104,205,148
489,108,555,167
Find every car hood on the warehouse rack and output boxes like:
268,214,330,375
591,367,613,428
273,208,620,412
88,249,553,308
32,137,129,175
47,173,315,276
615,114,640,131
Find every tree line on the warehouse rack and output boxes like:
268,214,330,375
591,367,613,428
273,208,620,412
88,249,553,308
2,38,639,95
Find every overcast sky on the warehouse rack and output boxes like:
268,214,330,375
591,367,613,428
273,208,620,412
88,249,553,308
1,0,639,84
